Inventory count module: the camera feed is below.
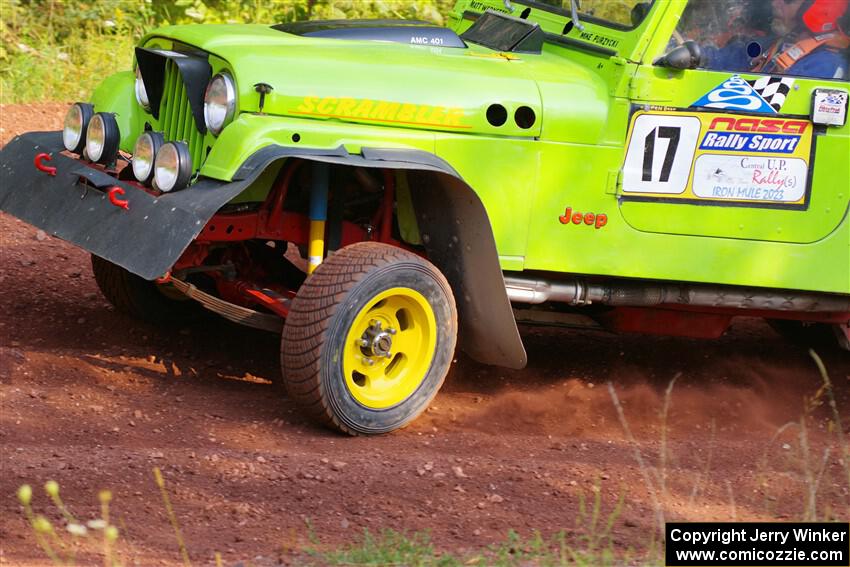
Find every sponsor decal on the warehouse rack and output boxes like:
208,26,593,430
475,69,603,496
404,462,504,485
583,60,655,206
698,116,808,154
622,110,813,206
293,96,469,129
811,88,848,126
693,155,807,203
559,207,608,229
700,132,800,153
691,75,793,114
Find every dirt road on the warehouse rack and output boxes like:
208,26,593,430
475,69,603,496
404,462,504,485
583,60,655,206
1,104,849,565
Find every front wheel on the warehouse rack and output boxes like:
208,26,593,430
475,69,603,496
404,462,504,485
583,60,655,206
281,242,457,435
91,255,201,325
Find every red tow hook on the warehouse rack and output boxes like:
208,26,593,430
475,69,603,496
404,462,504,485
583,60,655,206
34,153,57,176
108,187,130,211
155,272,172,285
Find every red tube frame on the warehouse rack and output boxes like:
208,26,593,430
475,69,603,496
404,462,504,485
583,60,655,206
170,163,414,314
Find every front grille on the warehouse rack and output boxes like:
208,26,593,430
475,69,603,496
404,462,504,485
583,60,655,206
158,60,205,172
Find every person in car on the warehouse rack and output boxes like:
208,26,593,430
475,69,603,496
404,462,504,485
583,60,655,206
752,0,850,79
691,0,849,79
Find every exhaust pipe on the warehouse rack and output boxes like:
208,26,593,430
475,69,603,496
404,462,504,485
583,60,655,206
504,276,850,313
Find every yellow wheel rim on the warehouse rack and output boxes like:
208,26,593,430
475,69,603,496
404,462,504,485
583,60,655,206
342,287,437,409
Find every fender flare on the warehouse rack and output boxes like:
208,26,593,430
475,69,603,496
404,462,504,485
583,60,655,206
237,145,528,370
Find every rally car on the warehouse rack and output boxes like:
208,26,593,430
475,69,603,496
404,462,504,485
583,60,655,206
1,0,848,434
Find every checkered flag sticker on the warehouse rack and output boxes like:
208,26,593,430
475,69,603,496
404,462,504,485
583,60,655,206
747,77,795,112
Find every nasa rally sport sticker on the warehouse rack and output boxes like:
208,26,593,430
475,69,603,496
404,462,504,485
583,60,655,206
622,110,813,206
691,75,794,114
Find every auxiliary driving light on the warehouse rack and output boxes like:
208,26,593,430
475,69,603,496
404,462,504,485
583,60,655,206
131,131,164,184
85,113,121,164
62,103,94,154
154,141,192,193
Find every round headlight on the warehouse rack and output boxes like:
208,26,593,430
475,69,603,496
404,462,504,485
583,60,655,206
85,113,121,164
132,131,164,184
135,67,151,112
62,103,94,154
204,72,236,136
154,142,192,193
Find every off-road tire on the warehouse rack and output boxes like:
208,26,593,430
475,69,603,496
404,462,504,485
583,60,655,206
91,255,200,325
281,242,457,435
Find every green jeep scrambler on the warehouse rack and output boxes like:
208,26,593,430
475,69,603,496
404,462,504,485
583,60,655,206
2,0,848,434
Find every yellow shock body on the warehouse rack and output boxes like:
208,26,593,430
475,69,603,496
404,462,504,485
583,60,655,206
307,219,326,275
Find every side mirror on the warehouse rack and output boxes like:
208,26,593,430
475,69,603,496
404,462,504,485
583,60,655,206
654,40,703,70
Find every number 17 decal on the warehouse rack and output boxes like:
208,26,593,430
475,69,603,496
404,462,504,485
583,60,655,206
642,126,680,182
623,114,700,194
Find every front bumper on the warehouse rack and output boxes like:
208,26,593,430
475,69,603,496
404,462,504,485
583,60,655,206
0,132,251,280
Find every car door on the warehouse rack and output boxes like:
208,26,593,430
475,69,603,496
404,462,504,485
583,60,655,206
618,0,849,245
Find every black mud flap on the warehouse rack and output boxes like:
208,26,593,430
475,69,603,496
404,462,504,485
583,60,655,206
0,132,257,280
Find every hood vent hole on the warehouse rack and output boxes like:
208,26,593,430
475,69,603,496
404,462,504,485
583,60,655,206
486,104,508,127
515,106,536,129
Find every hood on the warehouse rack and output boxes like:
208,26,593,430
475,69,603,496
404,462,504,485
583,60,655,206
145,23,542,137
142,22,608,140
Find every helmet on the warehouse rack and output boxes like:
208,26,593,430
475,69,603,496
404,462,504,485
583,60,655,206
801,0,850,33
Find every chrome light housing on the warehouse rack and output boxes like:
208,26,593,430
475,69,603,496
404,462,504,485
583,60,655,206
62,103,94,154
204,72,236,136
85,113,120,164
154,141,192,192
131,131,164,184
135,67,151,111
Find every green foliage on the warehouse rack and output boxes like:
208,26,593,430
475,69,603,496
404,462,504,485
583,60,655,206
16,480,640,566
316,526,639,566
533,0,638,26
1,1,144,102
166,0,454,25
318,529,460,566
579,0,635,25
0,0,454,103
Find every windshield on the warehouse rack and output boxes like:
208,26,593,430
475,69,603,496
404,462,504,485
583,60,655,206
529,0,655,29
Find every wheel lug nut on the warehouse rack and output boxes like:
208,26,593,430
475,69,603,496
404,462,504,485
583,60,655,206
387,328,397,335
362,357,374,366
358,339,369,347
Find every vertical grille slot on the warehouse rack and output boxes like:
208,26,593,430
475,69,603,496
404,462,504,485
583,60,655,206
157,60,204,173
